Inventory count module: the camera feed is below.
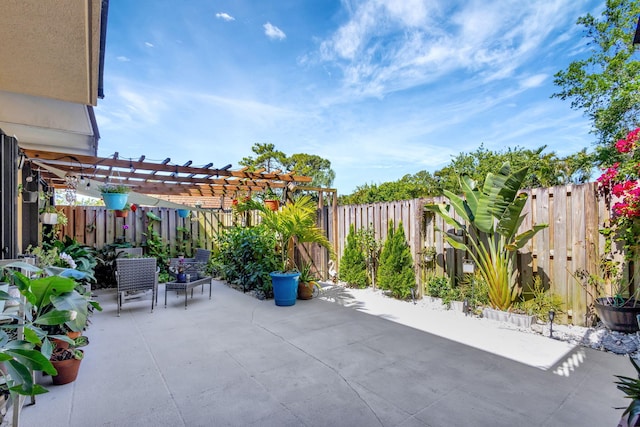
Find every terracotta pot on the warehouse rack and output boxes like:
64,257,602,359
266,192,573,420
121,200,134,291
264,200,279,211
51,338,69,350
51,351,83,385
114,210,128,218
67,331,82,340
52,331,81,351
297,281,315,300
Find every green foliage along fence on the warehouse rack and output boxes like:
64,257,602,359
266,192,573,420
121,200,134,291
331,182,639,326
54,206,248,256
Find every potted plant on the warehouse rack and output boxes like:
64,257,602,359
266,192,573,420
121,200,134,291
177,208,191,218
98,184,130,210
50,335,89,385
422,246,436,263
239,195,335,306
574,268,640,332
589,128,640,332
259,187,280,211
615,356,640,426
114,203,132,218
39,205,58,225
19,183,38,203
297,262,321,300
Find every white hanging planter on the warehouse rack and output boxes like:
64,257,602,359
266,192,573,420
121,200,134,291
40,213,58,225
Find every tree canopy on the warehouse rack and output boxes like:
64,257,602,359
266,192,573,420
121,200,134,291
239,143,335,189
553,0,640,164
339,145,594,204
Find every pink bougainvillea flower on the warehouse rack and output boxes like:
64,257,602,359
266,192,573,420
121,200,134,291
616,138,634,153
596,163,619,187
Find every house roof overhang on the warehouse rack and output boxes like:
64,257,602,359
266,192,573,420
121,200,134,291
0,0,107,156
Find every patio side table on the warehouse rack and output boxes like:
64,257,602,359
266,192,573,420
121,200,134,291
164,276,212,309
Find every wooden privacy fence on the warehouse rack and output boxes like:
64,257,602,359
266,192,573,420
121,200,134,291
54,182,634,326
331,182,636,326
55,206,241,255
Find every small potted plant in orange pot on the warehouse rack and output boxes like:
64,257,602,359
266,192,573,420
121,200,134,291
297,262,321,300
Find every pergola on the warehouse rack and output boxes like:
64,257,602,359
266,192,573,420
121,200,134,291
20,149,336,209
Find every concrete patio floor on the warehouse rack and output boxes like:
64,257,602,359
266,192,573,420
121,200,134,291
22,281,634,426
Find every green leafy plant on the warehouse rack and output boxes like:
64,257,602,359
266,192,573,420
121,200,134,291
515,276,563,321
0,262,100,396
377,221,416,299
142,212,169,277
50,335,89,362
213,225,279,296
425,275,451,299
457,271,490,308
425,163,548,311
614,356,640,426
238,195,334,272
340,225,369,288
98,184,130,193
357,226,382,288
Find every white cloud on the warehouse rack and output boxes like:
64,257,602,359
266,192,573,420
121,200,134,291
519,74,548,89
144,42,154,48
264,22,286,41
116,56,130,62
215,12,235,22
317,0,583,99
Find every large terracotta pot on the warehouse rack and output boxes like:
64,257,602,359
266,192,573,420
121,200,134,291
594,297,640,333
51,351,83,385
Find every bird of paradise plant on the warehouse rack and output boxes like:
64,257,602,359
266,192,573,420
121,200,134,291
425,163,548,310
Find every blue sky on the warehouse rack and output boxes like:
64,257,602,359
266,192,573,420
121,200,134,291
95,0,603,194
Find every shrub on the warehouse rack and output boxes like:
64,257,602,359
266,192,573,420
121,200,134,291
457,272,490,308
515,276,564,321
213,225,279,296
426,275,450,298
356,226,382,287
340,225,369,288
377,221,416,299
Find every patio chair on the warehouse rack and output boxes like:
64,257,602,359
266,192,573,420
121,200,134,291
115,257,158,316
168,249,211,280
116,247,143,258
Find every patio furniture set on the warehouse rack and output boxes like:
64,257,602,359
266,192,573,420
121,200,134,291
115,248,212,315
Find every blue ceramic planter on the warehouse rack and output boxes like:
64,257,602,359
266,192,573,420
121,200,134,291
177,209,190,218
102,193,128,210
270,272,300,306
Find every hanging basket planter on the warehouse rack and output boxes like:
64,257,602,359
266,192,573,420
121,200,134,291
40,213,58,225
101,192,128,210
177,209,190,218
264,200,280,211
22,190,38,203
